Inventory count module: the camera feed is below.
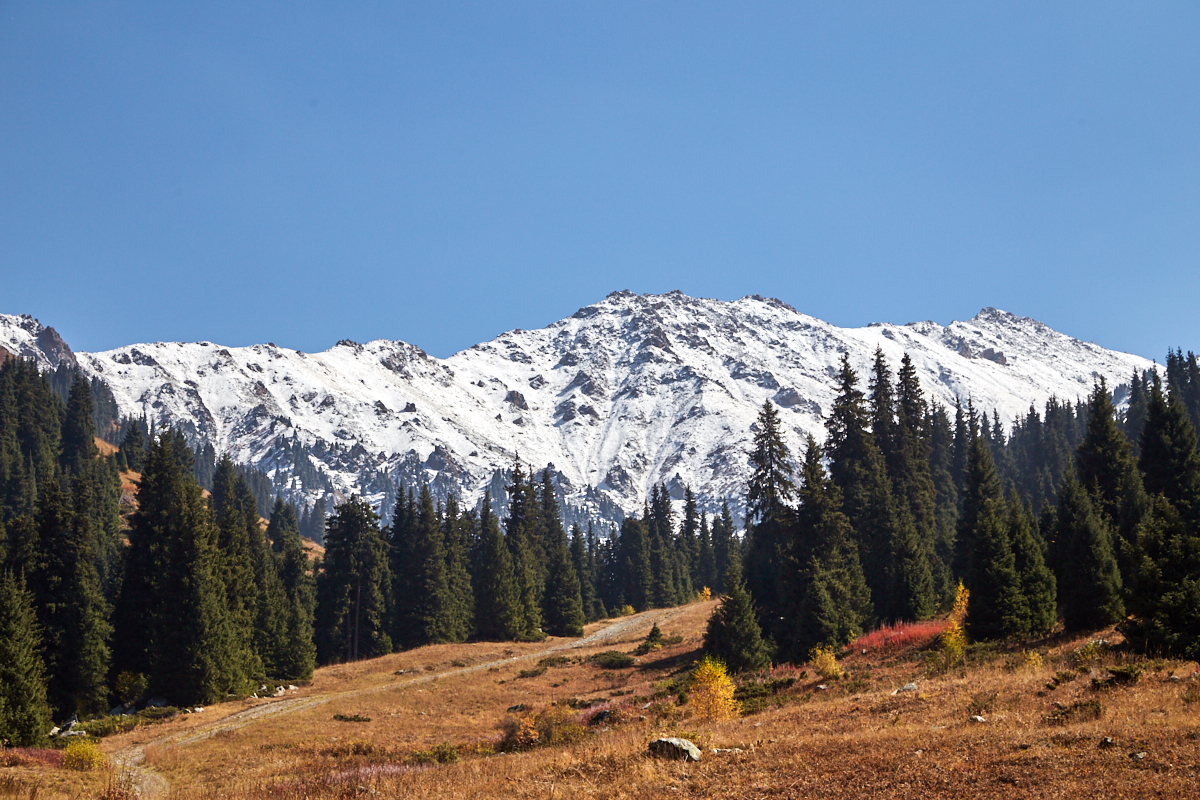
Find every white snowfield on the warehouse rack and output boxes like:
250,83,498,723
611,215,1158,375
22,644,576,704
0,292,1156,519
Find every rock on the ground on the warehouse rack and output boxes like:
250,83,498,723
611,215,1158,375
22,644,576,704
969,715,987,724
891,683,918,695
648,737,702,762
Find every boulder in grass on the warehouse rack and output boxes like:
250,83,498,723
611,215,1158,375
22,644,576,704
648,737,701,762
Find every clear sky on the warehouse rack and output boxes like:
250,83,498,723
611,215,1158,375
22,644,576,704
2,2,1197,360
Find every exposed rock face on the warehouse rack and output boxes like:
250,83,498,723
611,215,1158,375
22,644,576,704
0,292,1154,526
0,314,77,370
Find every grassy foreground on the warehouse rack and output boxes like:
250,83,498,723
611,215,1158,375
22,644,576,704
3,600,1198,799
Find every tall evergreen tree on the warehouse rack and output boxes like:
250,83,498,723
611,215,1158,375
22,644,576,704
1055,473,1124,631
0,569,52,745
267,499,316,680
711,500,736,595
314,496,393,662
1122,496,1200,659
570,523,600,622
783,437,872,659
964,488,1025,641
61,373,98,477
1140,373,1200,523
504,461,544,638
402,486,453,646
118,418,147,474
617,516,653,611
210,458,265,684
535,470,585,638
744,400,795,639
441,494,476,642
112,434,243,704
473,491,524,640
1077,379,1147,573
696,510,716,592
825,354,911,620
31,480,111,717
1007,494,1057,637
681,486,701,591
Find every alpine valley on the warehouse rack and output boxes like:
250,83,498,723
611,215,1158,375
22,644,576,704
0,291,1155,527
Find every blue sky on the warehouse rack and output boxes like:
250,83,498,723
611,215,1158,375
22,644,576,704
2,2,1197,360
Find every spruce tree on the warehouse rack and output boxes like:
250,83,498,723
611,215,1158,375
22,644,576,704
744,400,795,640
210,458,265,684
112,434,243,704
31,479,111,717
617,516,653,611
314,496,393,661
473,491,524,640
711,500,736,595
504,461,544,638
825,355,911,621
1122,496,1200,659
1140,373,1200,523
703,558,771,673
1055,473,1124,631
1124,370,1150,453
696,510,716,593
267,499,316,680
0,570,53,745
783,437,872,659
404,486,452,646
570,524,600,623
1077,379,1147,573
542,524,586,638
681,487,701,591
61,373,98,477
647,484,682,607
964,491,1025,641
1008,494,1056,637
441,494,476,642
118,418,147,474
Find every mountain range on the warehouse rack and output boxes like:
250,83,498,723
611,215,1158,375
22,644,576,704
0,291,1156,526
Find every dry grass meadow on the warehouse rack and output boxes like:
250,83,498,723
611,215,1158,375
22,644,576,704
3,599,1198,799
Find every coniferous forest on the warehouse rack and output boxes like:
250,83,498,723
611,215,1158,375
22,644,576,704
2,347,1200,747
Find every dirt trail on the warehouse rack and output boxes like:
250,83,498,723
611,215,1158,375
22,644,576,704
111,607,679,797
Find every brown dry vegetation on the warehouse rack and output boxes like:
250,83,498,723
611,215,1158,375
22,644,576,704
5,602,1199,799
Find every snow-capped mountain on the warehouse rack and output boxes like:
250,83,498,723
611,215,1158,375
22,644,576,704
0,292,1156,523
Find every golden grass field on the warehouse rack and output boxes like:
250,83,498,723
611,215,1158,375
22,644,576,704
3,598,1198,799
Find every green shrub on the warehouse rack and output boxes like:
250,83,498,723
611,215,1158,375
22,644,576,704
409,743,460,765
332,713,371,722
590,651,635,669
517,667,547,679
1046,670,1078,690
1107,664,1142,685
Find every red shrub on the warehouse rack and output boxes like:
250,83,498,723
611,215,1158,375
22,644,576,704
851,620,946,655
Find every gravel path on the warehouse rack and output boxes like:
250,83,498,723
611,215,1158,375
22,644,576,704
111,607,679,797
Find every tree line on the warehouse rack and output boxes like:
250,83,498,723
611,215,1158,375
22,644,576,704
5,345,1199,745
0,357,735,744
707,349,1200,672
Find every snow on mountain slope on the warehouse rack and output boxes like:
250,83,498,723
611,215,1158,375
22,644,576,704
0,314,77,371
0,292,1156,521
